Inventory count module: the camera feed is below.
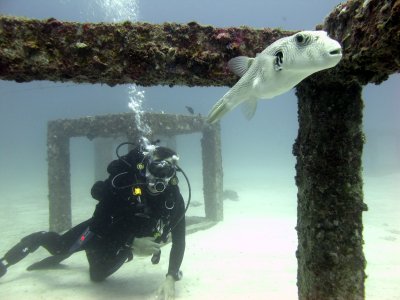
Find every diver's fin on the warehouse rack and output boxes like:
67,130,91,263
27,254,70,271
0,259,7,278
228,56,254,77
241,98,258,120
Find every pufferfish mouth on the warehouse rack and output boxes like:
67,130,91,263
329,48,342,56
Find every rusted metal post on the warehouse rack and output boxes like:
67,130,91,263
47,121,72,232
201,123,223,221
294,75,367,300
291,1,400,297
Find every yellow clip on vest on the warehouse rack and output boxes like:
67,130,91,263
132,187,142,196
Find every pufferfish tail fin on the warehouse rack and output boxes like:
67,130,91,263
206,56,256,124
207,93,257,124
206,97,230,124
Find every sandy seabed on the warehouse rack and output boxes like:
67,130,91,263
0,173,399,300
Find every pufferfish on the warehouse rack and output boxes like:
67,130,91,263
207,31,342,124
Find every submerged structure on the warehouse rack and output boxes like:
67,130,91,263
1,0,399,299
47,113,223,232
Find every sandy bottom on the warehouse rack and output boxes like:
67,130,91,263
0,173,399,300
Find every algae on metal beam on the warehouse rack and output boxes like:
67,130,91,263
0,16,293,86
294,75,366,300
322,0,400,84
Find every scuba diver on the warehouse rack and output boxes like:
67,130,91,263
0,137,189,300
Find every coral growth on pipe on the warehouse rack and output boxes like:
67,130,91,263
0,16,293,87
322,0,400,84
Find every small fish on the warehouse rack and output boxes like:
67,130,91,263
222,189,239,201
207,31,342,124
185,106,195,115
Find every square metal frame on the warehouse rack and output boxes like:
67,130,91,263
47,112,223,232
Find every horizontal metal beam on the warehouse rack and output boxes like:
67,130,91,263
0,16,293,86
47,112,206,138
0,0,398,87
323,0,400,84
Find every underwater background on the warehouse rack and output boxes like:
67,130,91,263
0,0,399,299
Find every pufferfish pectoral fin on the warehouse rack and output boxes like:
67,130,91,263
228,56,255,77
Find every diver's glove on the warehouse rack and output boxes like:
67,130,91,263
131,237,161,257
157,275,175,300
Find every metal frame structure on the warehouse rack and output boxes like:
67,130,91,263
47,112,223,232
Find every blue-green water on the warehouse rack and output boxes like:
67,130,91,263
0,1,399,299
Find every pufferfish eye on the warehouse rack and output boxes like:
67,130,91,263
295,34,305,44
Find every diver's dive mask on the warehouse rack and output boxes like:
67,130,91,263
145,156,178,194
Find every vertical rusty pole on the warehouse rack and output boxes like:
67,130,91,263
201,123,223,221
47,121,71,232
293,75,367,300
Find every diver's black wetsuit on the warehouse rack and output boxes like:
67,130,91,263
0,147,186,282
